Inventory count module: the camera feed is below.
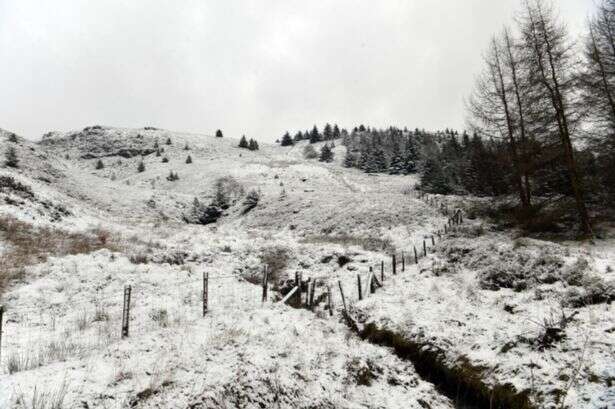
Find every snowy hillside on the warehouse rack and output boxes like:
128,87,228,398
0,126,614,409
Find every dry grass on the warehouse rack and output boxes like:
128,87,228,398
12,379,69,409
0,215,121,297
301,235,394,253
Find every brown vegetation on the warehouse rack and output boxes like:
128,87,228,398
0,216,120,297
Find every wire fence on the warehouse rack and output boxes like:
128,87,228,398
0,192,462,375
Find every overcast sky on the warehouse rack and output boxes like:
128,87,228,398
0,0,594,141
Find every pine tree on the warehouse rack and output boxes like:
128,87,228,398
309,126,320,144
156,149,161,157
4,147,18,168
162,156,169,163
293,131,303,142
137,161,146,173
333,124,341,139
358,149,370,171
421,158,451,194
154,140,159,149
165,137,172,145
402,156,416,174
343,150,356,168
95,159,104,170
323,123,333,140
248,139,259,151
388,153,404,174
216,129,223,138
184,143,190,150
281,132,294,146
238,135,249,148
186,155,192,164
319,144,334,162
8,133,18,143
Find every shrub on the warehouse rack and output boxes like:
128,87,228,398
4,146,19,168
243,189,260,213
259,246,291,285
8,133,18,143
213,176,244,209
95,159,104,169
183,198,222,225
137,161,145,173
303,145,318,159
0,175,34,199
185,155,192,164
149,308,169,327
162,156,169,163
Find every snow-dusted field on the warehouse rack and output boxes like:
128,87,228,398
1,127,614,408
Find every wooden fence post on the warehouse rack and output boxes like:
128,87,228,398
369,273,376,294
202,272,209,316
431,236,435,246
327,286,333,316
295,272,301,307
381,261,384,282
121,285,132,339
338,281,348,313
309,280,316,310
357,275,363,301
261,266,269,303
0,305,4,363
392,254,397,275
401,251,405,272
414,246,418,264
423,240,427,257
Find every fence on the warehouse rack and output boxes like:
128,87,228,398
0,192,463,374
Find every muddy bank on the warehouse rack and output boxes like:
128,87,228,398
357,322,535,409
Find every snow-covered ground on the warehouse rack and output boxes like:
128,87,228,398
1,126,613,408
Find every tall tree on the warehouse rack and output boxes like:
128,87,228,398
319,144,334,162
281,132,294,146
468,34,530,211
309,126,321,144
519,0,592,235
583,1,615,143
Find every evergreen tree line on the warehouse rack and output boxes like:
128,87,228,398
340,126,425,175
422,0,615,236
238,135,259,151
280,123,348,146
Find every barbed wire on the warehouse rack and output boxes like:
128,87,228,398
0,192,457,373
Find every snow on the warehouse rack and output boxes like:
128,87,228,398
1,126,614,408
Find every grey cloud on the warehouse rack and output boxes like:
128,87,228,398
0,0,594,141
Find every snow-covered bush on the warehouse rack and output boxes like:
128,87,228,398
303,144,318,159
242,189,260,214
213,176,244,209
0,175,34,199
183,198,222,225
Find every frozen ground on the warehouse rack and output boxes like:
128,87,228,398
0,126,614,408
